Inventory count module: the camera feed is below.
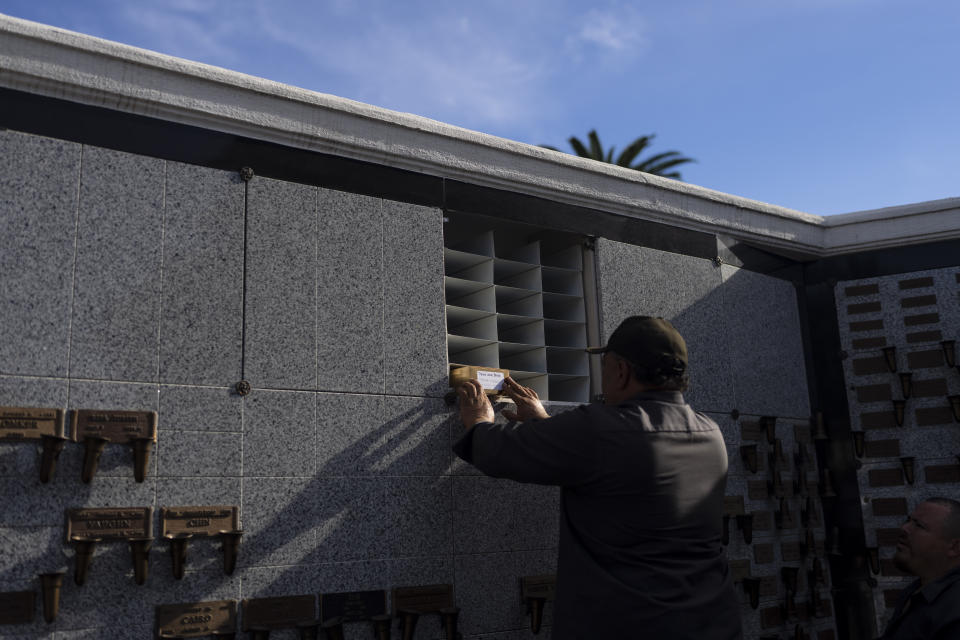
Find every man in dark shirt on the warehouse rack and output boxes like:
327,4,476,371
454,316,742,639
881,497,960,639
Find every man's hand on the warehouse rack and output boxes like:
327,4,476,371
501,377,549,422
457,379,495,427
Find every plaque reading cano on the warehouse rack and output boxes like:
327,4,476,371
71,410,157,444
162,506,239,537
0,591,35,625
0,406,63,440
156,600,236,638
392,584,454,614
242,595,315,630
67,507,153,541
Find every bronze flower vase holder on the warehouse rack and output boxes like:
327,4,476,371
893,400,906,427
130,537,152,585
526,596,547,634
949,395,960,423
760,416,777,445
318,617,341,640
851,431,865,458
220,530,243,575
740,445,758,474
39,434,68,483
39,571,65,623
743,577,761,609
81,436,109,483
736,514,754,545
397,609,419,640
866,546,880,575
439,607,460,640
132,436,153,483
882,346,898,373
166,533,192,579
71,536,100,586
900,456,916,485
371,614,392,640
942,340,956,368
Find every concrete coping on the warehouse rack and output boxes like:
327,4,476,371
1,13,957,258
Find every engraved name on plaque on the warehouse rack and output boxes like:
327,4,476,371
67,507,153,540
392,584,454,614
320,590,387,622
519,575,556,602
71,410,157,443
155,600,237,638
162,506,239,537
0,407,64,440
0,591,35,625
242,595,316,630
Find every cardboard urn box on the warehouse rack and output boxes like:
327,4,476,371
449,365,510,396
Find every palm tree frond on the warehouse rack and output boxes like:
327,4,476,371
614,135,654,167
568,136,591,158
587,130,604,161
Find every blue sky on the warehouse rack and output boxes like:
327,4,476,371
2,0,958,215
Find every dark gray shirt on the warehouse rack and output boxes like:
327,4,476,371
881,567,960,639
453,391,742,640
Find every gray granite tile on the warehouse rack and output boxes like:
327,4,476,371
241,477,317,567
370,397,453,476
308,477,393,563
159,162,244,386
54,625,151,640
453,477,559,554
243,390,315,477
159,385,242,432
316,392,382,475
0,131,80,378
596,239,732,412
65,381,159,481
0,378,69,478
454,549,556,636
316,189,384,393
0,477,70,527
68,146,164,382
157,430,240,477
0,527,65,582
721,264,810,419
245,177,317,390
389,476,453,558
383,201,447,397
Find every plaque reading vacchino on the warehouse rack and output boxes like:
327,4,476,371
0,406,63,440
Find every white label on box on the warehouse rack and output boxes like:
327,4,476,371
476,370,505,390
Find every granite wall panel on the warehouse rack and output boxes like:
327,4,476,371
68,147,165,382
0,131,80,378
159,163,244,386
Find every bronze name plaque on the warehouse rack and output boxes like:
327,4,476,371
0,591,35,625
162,506,239,537
392,584,454,614
520,575,556,602
67,507,153,540
242,595,315,630
0,406,63,440
320,590,386,622
722,496,745,516
71,409,157,443
156,600,236,638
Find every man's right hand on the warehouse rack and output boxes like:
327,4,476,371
500,377,549,422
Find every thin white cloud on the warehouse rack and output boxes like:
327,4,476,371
566,4,649,62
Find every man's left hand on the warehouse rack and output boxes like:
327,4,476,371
457,379,495,427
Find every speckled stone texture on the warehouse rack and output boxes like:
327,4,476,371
383,201,448,397
596,239,733,412
243,390,316,477
720,264,810,419
158,385,241,432
68,146,164,382
453,477,559,553
316,189,385,393
159,162,244,386
0,131,80,378
245,177,318,390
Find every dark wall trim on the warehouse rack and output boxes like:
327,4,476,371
805,237,960,284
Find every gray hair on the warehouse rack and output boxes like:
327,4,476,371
924,497,960,539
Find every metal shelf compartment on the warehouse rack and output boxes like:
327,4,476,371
444,214,592,403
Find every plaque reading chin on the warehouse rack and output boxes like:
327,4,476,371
0,406,64,440
71,409,157,443
162,506,239,537
67,507,153,541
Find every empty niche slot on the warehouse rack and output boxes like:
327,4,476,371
541,266,582,295
496,286,544,318
447,307,498,341
541,243,582,269
495,234,541,264
499,343,547,373
543,292,585,322
446,228,495,257
494,259,542,290
446,277,496,312
549,375,590,403
498,315,545,345
445,248,494,282
448,335,500,368
545,319,587,348
547,347,589,376
510,371,549,399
